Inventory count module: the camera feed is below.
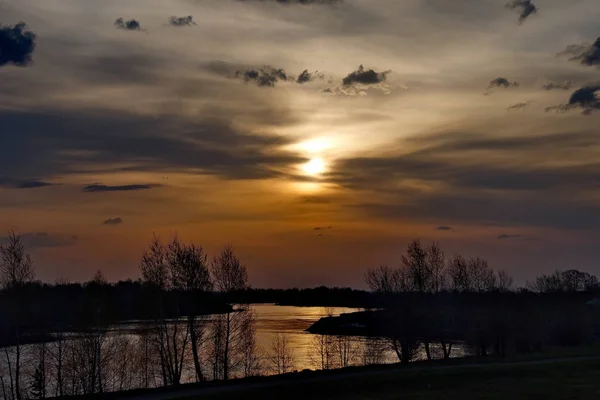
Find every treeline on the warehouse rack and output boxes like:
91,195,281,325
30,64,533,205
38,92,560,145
361,239,600,364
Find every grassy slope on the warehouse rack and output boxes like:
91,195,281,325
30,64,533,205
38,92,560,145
192,358,600,400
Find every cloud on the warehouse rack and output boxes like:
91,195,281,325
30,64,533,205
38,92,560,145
103,217,124,225
0,179,55,189
342,65,389,86
329,130,600,230
507,102,529,111
313,226,333,230
559,37,600,67
505,0,537,24
436,226,452,231
545,84,600,115
488,77,519,89
543,81,572,91
114,18,142,31
296,69,324,84
236,66,290,87
0,22,37,67
236,0,343,4
497,234,522,240
0,232,78,249
83,184,159,193
169,16,196,27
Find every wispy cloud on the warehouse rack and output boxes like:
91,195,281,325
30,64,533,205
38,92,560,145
0,179,55,189
497,234,522,240
83,184,159,193
103,217,124,225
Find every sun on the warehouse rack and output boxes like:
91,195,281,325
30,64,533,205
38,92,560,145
303,157,326,176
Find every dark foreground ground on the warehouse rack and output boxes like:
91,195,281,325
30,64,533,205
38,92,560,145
94,349,600,400
182,358,600,400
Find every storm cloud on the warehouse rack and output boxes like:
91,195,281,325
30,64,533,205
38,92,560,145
0,22,36,67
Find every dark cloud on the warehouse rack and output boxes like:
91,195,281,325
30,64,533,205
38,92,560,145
296,69,324,84
505,0,537,24
0,22,36,67
328,130,600,230
83,184,159,193
507,102,529,110
343,65,389,86
497,234,522,240
313,226,333,230
545,84,600,115
488,77,519,89
114,18,142,31
0,179,55,189
0,106,304,183
103,217,124,225
237,66,290,87
436,226,452,231
0,232,78,249
169,16,196,27
559,37,600,67
543,81,572,91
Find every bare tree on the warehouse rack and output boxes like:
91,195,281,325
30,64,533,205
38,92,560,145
496,269,514,292
447,255,471,292
29,343,48,399
427,242,446,293
238,309,261,377
1,231,35,400
267,333,295,375
469,257,496,292
402,239,433,292
0,230,35,289
209,245,251,380
139,235,189,387
360,337,387,366
168,238,212,382
308,334,335,370
332,335,358,368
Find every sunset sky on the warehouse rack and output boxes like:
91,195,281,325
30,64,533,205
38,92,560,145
2,0,600,288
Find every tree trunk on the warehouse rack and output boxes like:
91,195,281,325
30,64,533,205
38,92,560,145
223,312,231,381
15,329,21,400
57,336,64,397
188,316,204,382
424,341,432,361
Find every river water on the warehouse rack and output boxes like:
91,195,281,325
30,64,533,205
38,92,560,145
1,304,465,397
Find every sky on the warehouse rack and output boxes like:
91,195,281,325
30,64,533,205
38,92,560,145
1,0,600,288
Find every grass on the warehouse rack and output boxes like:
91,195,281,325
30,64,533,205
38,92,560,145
197,358,600,399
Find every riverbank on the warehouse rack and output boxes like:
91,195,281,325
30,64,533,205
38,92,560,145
57,345,600,399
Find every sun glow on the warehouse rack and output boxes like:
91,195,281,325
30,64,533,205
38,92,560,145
302,157,326,176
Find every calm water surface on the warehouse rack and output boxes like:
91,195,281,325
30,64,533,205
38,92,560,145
251,304,363,370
